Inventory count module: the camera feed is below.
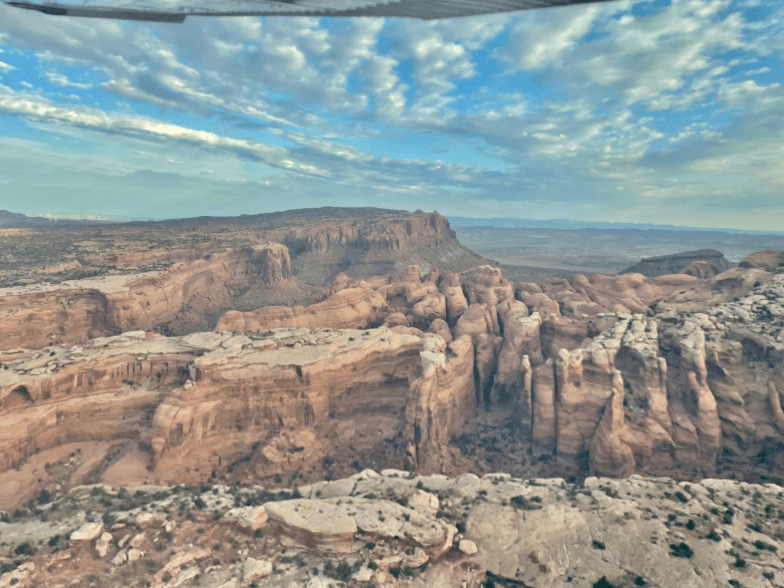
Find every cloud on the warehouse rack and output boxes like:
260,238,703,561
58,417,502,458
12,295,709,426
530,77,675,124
0,0,782,230
44,71,91,88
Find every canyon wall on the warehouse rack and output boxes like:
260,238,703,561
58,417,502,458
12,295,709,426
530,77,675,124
2,254,784,500
0,245,293,351
0,332,198,471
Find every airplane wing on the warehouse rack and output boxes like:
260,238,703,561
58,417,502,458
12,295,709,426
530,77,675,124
3,0,618,23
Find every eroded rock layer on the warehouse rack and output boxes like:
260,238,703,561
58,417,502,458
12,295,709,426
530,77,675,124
0,245,294,351
2,252,784,508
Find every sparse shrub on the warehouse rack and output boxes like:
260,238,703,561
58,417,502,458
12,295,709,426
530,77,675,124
37,489,53,505
706,530,721,542
0,562,19,574
14,541,37,556
335,562,352,582
754,539,777,552
669,542,693,559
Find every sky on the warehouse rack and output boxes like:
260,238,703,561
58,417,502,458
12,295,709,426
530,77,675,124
0,0,782,229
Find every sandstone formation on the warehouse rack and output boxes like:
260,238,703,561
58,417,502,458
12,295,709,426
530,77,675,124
216,287,385,332
0,331,198,473
3,244,784,505
0,324,479,503
278,209,486,285
739,249,784,271
145,328,426,476
0,245,295,351
621,248,733,278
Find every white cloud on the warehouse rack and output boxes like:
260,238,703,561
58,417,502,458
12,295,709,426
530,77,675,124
44,71,91,89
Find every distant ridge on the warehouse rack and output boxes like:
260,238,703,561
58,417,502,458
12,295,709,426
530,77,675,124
448,216,784,236
1,210,111,227
0,210,55,227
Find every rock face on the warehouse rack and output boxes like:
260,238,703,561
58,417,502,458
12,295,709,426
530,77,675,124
215,287,385,332
280,209,487,285
405,336,475,471
145,328,426,478
3,251,784,503
620,248,733,278
0,331,198,472
0,245,294,351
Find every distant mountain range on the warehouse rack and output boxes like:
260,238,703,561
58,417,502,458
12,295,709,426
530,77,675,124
447,216,784,236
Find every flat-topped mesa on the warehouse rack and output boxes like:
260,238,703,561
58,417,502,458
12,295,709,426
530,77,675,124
0,327,484,506
285,211,452,253
278,211,487,285
0,331,200,471
0,245,294,351
620,248,733,278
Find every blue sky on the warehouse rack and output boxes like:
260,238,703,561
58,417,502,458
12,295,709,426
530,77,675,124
0,0,782,229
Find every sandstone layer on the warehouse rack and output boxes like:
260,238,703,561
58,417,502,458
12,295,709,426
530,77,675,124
0,245,294,351
3,255,784,507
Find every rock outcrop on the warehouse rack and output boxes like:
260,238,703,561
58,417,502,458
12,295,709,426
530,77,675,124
5,470,784,588
145,328,425,478
621,248,733,278
216,287,385,332
0,331,198,472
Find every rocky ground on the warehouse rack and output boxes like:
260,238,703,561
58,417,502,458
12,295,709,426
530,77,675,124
4,470,784,588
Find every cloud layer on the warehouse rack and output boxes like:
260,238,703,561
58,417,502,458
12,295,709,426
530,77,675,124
0,0,782,229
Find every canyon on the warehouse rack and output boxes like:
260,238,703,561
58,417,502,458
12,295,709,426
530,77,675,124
2,208,784,588
2,251,783,511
